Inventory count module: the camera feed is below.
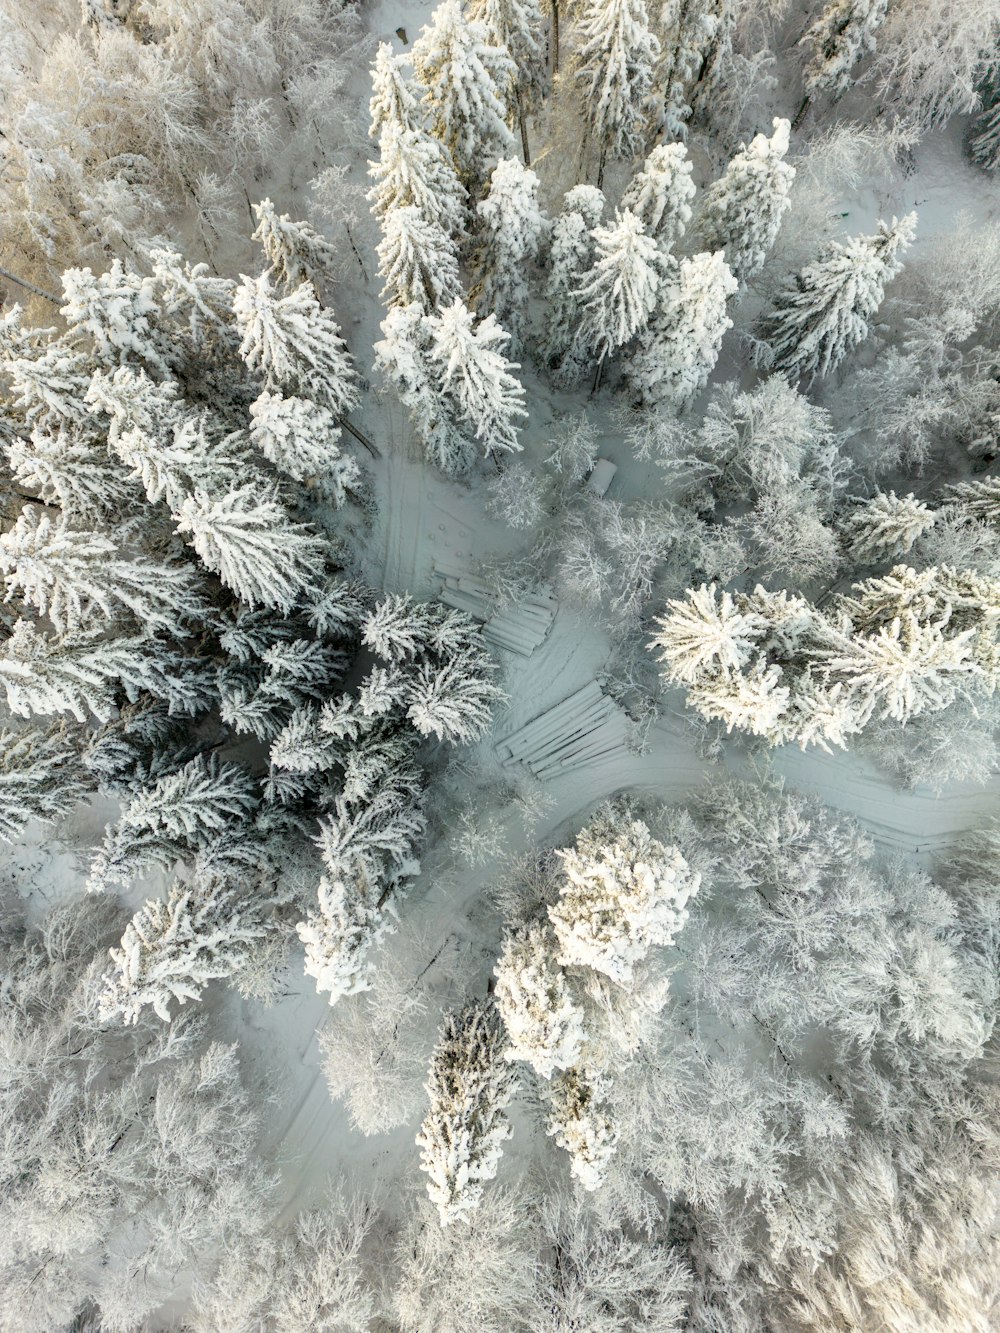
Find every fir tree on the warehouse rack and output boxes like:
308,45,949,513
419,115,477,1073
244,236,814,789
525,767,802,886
173,485,326,613
577,208,663,371
425,300,528,462
249,390,361,506
251,198,339,290
376,204,462,311
801,0,889,99
841,491,937,563
540,184,606,374
101,875,272,1023
369,40,423,140
472,157,546,351
630,250,737,409
412,0,516,187
762,214,917,383
468,0,548,162
657,0,735,139
698,117,795,283
367,123,468,237
620,141,695,250
0,723,89,843
232,272,360,414
416,1002,517,1226
543,1066,618,1191
573,0,660,180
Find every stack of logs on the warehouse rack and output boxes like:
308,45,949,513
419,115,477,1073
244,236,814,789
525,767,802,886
432,559,557,658
495,681,629,781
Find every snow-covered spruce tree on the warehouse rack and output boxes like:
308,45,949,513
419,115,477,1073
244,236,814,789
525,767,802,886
800,0,888,100
472,158,546,352
840,491,937,563
577,209,663,376
425,300,528,463
656,0,736,139
762,214,917,383
100,874,274,1024
232,271,360,414
368,122,469,239
620,141,696,251
540,184,606,376
494,922,587,1077
0,723,89,843
969,84,1000,172
630,250,738,409
698,117,795,283
416,1001,517,1225
468,0,548,163
543,1065,619,1190
369,40,424,140
548,816,700,985
573,0,660,182
271,596,504,1005
251,197,339,292
376,204,462,311
374,302,476,474
249,391,361,507
412,0,516,188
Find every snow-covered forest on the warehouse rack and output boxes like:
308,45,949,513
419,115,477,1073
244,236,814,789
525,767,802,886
1,0,999,1327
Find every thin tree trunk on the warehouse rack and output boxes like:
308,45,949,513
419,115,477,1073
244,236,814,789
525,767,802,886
516,89,531,165
596,145,607,190
551,0,559,74
791,94,810,132
0,267,60,306
591,351,606,396
337,415,382,459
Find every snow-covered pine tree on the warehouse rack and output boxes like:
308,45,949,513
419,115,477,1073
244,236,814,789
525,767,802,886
374,302,476,474
841,491,937,563
468,0,548,162
369,40,423,140
494,922,587,1077
101,875,272,1023
251,198,339,291
540,184,606,376
656,0,735,139
59,259,166,375
0,505,207,636
0,723,88,843
377,204,462,312
6,425,137,518
173,485,327,612
411,0,516,188
298,873,396,1005
573,0,660,181
249,390,361,506
762,214,917,383
406,647,507,744
368,123,469,238
232,272,360,414
630,250,737,409
416,1001,517,1225
543,1065,618,1190
800,0,888,100
698,118,795,283
472,158,546,351
548,816,700,985
87,752,260,891
425,300,528,463
576,209,662,374
620,141,695,251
